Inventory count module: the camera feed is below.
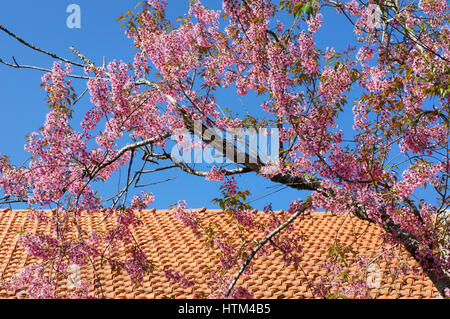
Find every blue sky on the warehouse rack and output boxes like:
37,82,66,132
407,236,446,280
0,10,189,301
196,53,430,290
0,1,382,211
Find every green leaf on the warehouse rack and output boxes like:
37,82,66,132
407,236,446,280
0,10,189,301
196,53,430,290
293,0,316,18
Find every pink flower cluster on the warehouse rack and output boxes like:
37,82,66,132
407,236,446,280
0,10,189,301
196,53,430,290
222,177,238,196
311,181,356,216
206,165,226,181
419,0,447,15
295,31,319,75
264,206,304,268
131,191,155,210
318,63,352,106
2,263,56,299
259,159,283,177
344,0,363,16
356,45,375,65
307,13,323,33
19,232,59,260
146,0,167,11
189,1,221,29
163,266,194,288
313,259,371,299
67,242,97,267
41,62,73,105
214,234,237,270
393,162,442,200
104,208,141,246
234,209,257,229
208,274,254,299
123,247,153,284
171,200,200,233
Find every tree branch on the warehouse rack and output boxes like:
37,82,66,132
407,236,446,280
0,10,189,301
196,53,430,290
225,203,309,297
0,24,86,67
89,132,172,178
0,57,90,80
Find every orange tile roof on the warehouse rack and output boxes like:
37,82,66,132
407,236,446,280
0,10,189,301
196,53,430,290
0,208,439,299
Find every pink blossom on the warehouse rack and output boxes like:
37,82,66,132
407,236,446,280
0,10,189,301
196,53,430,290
419,0,447,15
344,0,363,16
222,177,238,196
163,266,194,288
19,232,59,260
307,13,323,33
2,263,56,299
356,45,375,63
234,209,257,229
171,200,200,233
445,287,450,298
214,234,237,270
131,191,155,210
123,247,153,284
208,275,254,299
206,165,226,181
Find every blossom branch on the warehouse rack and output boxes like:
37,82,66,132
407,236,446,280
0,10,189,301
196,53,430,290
225,203,309,297
0,57,90,80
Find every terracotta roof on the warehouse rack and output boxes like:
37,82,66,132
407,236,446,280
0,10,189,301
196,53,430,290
0,208,439,299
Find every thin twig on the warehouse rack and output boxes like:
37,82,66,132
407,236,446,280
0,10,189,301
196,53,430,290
225,204,308,297
0,57,90,80
0,24,86,67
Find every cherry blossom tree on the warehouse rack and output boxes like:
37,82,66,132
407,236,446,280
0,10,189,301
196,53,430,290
0,0,449,298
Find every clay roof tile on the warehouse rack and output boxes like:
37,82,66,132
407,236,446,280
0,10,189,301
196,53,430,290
0,209,439,299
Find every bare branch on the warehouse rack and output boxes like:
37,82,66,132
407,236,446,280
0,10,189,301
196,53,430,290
225,203,309,297
0,24,86,67
171,158,252,177
89,132,172,178
0,57,90,80
69,46,96,69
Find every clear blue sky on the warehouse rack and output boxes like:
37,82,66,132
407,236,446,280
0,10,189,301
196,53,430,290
0,1,395,211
